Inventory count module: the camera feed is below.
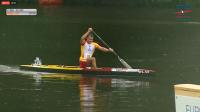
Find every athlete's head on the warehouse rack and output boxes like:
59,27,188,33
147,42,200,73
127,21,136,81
86,33,94,44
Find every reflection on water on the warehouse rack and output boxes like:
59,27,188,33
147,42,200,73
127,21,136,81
41,74,81,80
79,77,96,112
111,79,150,88
79,77,150,112
32,73,82,86
30,73,151,112
32,74,42,86
0,65,152,112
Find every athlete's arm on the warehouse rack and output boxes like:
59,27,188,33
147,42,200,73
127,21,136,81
80,28,93,45
97,47,113,52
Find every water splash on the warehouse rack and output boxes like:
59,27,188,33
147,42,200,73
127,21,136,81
0,65,20,73
0,64,46,75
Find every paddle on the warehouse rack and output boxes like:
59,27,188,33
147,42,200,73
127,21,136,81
92,31,132,69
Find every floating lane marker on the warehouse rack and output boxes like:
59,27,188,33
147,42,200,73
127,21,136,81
6,9,37,16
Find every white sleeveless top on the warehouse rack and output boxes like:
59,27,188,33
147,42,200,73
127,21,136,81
80,42,100,61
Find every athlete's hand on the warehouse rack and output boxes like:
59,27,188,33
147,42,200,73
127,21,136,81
109,48,114,52
88,28,93,32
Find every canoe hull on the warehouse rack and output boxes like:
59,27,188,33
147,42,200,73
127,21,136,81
20,65,153,76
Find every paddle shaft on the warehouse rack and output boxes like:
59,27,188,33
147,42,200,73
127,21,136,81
92,31,118,56
92,31,132,69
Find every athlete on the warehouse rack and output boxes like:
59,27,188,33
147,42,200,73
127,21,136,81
79,28,113,68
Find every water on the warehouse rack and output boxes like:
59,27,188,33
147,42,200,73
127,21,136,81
0,4,200,112
0,66,157,112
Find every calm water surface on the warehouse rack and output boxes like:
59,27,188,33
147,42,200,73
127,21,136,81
0,5,200,112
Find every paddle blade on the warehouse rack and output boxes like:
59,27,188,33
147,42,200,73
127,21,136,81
118,57,132,69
